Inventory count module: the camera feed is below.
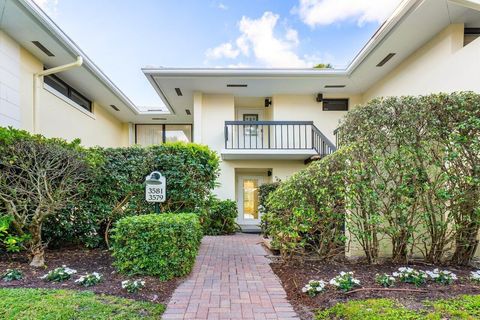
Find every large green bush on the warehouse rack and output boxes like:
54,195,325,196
200,196,239,235
339,92,480,265
43,143,219,247
111,213,203,280
263,151,347,260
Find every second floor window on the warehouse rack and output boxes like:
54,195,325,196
44,73,92,112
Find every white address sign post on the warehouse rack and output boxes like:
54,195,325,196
145,171,166,213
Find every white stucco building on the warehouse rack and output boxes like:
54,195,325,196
1,0,480,233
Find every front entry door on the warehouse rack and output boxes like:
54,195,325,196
237,175,265,226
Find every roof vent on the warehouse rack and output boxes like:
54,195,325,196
185,109,191,115
324,85,346,88
175,88,183,96
110,104,120,111
32,41,55,57
376,53,396,67
227,84,248,88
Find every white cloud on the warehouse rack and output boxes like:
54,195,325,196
206,12,317,68
33,0,59,16
217,3,228,10
205,43,240,60
294,0,402,27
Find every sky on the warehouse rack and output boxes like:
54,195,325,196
33,0,402,109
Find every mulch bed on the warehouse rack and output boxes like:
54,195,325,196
0,247,181,304
270,259,480,320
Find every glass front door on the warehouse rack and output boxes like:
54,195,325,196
237,175,264,225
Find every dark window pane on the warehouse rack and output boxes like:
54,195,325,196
44,75,68,96
70,90,92,112
323,99,349,111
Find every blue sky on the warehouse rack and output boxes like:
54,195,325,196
34,0,401,109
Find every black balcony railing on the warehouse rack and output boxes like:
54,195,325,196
224,121,336,156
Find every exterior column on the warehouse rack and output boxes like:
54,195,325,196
193,92,203,143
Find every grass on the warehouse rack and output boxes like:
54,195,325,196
315,295,480,320
0,288,165,320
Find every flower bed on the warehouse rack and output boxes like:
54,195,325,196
0,247,180,304
270,260,480,320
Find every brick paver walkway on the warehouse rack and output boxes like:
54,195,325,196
162,234,299,320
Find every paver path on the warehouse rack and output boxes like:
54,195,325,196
163,234,299,320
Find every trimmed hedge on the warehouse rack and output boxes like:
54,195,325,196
111,213,203,280
43,143,219,248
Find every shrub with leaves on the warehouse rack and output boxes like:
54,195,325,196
375,273,395,287
0,215,28,253
111,213,203,280
75,272,103,287
263,151,347,260
302,280,326,297
122,279,145,293
1,269,23,282
200,196,239,235
329,272,360,292
41,266,77,282
43,143,220,248
338,92,480,265
392,267,428,287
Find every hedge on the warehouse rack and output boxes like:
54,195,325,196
43,143,219,248
263,151,347,260
111,213,203,280
264,92,480,266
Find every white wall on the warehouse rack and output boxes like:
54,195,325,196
0,30,129,147
364,24,480,100
273,94,362,142
0,31,21,128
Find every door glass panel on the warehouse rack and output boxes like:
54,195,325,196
243,179,259,220
165,124,192,143
136,125,163,146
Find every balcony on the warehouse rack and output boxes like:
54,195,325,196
222,121,336,160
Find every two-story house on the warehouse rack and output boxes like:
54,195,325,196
141,0,480,230
2,0,480,231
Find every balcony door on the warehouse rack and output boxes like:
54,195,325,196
237,175,265,226
236,109,264,149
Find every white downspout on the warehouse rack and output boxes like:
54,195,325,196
33,56,83,133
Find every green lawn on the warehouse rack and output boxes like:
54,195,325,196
316,295,480,320
0,288,165,320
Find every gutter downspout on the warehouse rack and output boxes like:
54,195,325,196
33,56,83,133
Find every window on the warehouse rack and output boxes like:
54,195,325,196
165,124,192,143
135,124,192,146
464,28,480,46
44,73,92,112
243,114,259,136
323,99,349,111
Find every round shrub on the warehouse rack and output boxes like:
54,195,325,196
111,213,203,280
